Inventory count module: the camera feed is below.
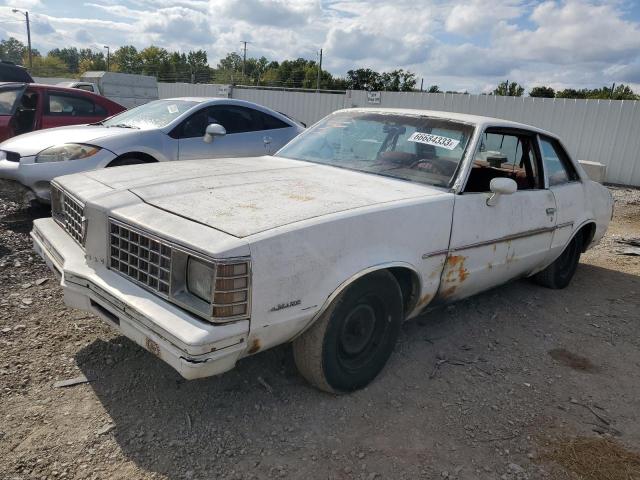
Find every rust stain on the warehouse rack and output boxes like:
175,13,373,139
446,255,465,267
247,338,261,354
443,255,469,285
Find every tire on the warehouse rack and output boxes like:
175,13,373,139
533,232,582,289
107,156,148,168
293,270,403,393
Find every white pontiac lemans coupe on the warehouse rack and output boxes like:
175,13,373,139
31,108,613,393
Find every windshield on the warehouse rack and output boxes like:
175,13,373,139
276,111,475,187
0,87,23,115
102,99,199,129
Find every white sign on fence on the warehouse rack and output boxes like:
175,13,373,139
366,91,381,104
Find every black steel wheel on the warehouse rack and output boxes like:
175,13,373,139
293,270,403,393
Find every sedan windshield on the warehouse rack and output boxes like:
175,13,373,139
102,99,199,129
276,111,475,187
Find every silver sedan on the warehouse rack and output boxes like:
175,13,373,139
0,98,305,203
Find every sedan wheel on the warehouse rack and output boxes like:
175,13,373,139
293,270,403,393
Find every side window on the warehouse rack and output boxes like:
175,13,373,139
259,111,290,130
464,129,541,193
178,108,209,138
47,93,100,116
208,105,263,134
539,136,579,186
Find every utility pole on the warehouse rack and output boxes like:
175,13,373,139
420,78,424,92
103,45,110,72
241,41,248,80
610,82,616,99
316,48,323,91
12,9,31,70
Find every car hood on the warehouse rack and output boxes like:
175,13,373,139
81,156,447,238
0,125,131,157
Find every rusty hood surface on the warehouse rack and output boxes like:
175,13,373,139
83,156,446,238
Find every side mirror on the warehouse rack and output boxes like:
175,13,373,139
203,123,226,144
487,177,517,206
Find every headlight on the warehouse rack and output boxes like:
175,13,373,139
35,144,101,163
187,257,214,302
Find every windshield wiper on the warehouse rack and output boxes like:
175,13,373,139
108,123,139,129
89,120,104,126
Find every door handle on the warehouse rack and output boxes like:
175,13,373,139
546,207,556,215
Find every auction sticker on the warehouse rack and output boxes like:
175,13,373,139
408,132,460,150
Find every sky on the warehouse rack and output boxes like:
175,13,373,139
0,0,639,93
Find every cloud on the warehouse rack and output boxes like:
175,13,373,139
30,14,54,34
208,0,319,27
445,0,523,35
493,0,640,64
74,29,93,43
140,6,212,45
427,43,513,77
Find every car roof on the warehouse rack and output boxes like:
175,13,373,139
339,107,558,139
160,97,304,127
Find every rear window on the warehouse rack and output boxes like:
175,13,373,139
0,87,23,115
47,93,104,116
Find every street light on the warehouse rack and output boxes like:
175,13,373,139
12,8,32,70
103,45,110,72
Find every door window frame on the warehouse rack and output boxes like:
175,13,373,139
44,90,103,117
457,126,546,194
536,134,581,188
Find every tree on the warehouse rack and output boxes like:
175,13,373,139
380,69,416,91
529,86,555,98
112,45,142,73
493,81,525,97
0,37,27,65
30,55,70,77
427,85,442,93
49,48,80,73
555,85,639,100
346,68,382,91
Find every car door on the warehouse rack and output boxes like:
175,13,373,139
176,105,271,160
437,127,557,302
41,90,108,129
538,135,583,261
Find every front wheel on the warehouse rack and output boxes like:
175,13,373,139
293,270,403,393
533,232,582,289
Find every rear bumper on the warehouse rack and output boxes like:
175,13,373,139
31,217,249,380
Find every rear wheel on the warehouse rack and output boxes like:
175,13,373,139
107,156,149,168
533,233,582,289
293,270,403,393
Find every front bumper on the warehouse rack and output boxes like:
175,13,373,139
31,217,249,380
0,151,116,202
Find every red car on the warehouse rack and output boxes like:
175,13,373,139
0,82,124,142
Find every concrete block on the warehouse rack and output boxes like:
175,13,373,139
579,160,607,183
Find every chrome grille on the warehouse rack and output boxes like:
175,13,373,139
108,220,172,296
63,194,85,245
51,184,85,247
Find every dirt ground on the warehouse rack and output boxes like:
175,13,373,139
1,186,639,480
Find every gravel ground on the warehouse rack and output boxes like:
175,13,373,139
1,186,639,480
